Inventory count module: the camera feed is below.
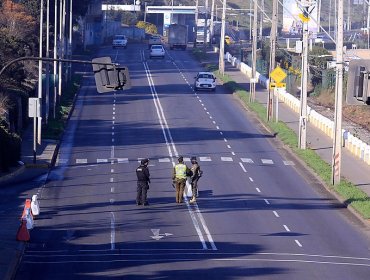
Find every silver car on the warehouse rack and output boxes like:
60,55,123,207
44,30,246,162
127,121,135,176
194,72,216,91
150,45,165,59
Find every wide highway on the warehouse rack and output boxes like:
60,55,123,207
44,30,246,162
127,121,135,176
15,43,370,279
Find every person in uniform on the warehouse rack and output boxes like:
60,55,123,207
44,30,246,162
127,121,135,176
172,156,191,204
136,158,150,206
190,156,202,203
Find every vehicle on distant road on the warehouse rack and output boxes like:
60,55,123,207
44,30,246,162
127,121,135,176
168,24,188,50
148,35,162,48
150,44,165,59
194,72,216,91
112,35,127,49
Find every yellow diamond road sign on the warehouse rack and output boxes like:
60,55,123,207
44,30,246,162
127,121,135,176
270,66,287,84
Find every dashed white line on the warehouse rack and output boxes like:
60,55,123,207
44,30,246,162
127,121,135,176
223,138,227,142
216,126,220,130
221,157,233,162
199,156,212,162
249,177,254,182
256,188,261,193
111,187,115,193
227,145,231,149
97,159,108,163
295,240,303,247
117,158,129,163
273,211,280,218
231,152,235,156
76,159,87,164
110,199,114,204
283,225,291,232
111,169,114,173
264,199,270,205
239,162,247,173
262,159,274,164
110,178,114,183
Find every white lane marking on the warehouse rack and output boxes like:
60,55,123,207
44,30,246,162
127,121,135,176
144,59,213,248
159,158,171,162
112,132,115,136
262,159,274,164
117,158,129,164
256,188,261,193
221,157,233,162
111,146,115,159
227,145,231,149
111,187,115,193
231,152,236,156
249,177,254,182
284,161,295,166
216,126,220,130
76,159,87,164
193,204,217,250
113,116,115,120
111,212,115,250
206,112,210,115
273,211,280,217
201,103,204,107
199,156,212,162
112,139,115,143
111,169,114,173
295,240,303,247
112,126,114,130
283,225,291,232
113,111,115,115
264,199,270,205
111,160,114,165
210,116,213,119
220,132,223,135
183,157,191,162
97,159,108,163
110,178,114,183
239,162,247,173
112,121,115,125
223,138,227,142
110,199,114,204
241,158,254,164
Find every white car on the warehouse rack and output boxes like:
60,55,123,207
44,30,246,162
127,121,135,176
150,44,165,59
112,35,127,49
194,72,216,91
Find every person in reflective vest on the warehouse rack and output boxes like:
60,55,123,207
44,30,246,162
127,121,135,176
172,156,191,204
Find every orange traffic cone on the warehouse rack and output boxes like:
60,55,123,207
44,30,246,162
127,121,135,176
16,219,30,242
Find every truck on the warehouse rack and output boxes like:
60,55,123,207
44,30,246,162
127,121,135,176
168,24,188,50
196,19,210,44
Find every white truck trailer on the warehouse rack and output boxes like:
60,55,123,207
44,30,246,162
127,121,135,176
168,24,188,50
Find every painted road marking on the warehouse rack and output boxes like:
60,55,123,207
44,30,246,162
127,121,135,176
262,159,274,164
221,157,233,162
239,162,247,173
295,240,303,247
264,199,270,205
241,158,254,164
76,159,87,164
283,225,291,232
117,158,129,164
199,156,212,162
97,159,108,163
159,158,171,162
273,211,280,217
284,161,295,166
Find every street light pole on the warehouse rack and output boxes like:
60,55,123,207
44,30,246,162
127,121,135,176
53,0,58,119
250,0,257,102
37,0,44,145
267,0,278,121
203,0,209,50
194,0,199,47
210,0,215,44
332,0,344,185
219,0,226,75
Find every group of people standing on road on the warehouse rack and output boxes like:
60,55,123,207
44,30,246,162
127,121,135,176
135,156,202,206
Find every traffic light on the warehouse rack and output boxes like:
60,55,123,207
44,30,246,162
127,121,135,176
92,57,131,93
346,59,370,105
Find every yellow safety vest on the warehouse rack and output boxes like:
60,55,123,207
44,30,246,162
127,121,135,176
175,164,187,179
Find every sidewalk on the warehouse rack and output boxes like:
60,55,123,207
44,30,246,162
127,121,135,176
210,50,370,197
0,123,58,280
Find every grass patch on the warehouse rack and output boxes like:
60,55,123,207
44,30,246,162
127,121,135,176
216,71,370,219
192,48,208,62
43,75,82,140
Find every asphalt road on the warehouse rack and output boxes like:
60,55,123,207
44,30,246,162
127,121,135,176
14,43,370,279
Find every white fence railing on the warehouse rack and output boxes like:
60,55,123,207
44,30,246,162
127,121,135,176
223,51,370,166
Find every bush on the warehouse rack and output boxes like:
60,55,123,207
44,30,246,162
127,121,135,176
0,125,21,171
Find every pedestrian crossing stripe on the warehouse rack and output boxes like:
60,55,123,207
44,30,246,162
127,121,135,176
117,158,129,163
199,156,212,162
72,157,290,166
221,157,233,162
241,158,254,164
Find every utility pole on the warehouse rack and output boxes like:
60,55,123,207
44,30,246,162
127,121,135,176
219,0,226,75
250,0,258,102
249,0,252,41
332,0,344,185
347,0,351,31
46,0,50,123
194,0,199,47
204,0,209,50
210,0,215,44
37,0,44,145
53,0,58,119
267,0,278,121
259,0,264,40
298,1,315,150
367,0,370,49
317,0,321,33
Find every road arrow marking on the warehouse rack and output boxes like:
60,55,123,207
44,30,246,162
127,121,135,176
150,229,173,240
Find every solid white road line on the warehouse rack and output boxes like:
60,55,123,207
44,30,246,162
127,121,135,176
111,212,116,250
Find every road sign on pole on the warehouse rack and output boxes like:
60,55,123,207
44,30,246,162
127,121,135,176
270,66,287,84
